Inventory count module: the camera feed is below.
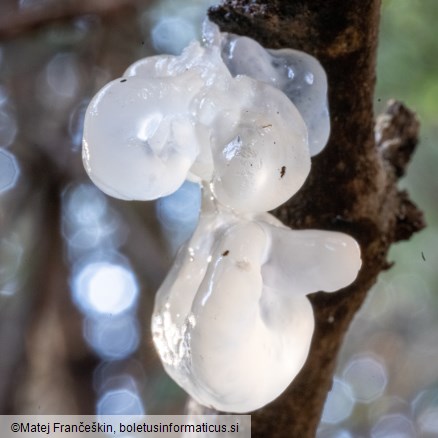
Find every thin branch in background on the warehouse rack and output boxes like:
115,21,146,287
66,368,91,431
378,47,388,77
0,0,140,39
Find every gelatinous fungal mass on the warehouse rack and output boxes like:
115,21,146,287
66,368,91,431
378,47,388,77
82,21,361,413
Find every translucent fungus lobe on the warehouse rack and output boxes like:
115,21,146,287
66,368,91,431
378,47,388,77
83,74,201,200
152,190,361,412
82,26,314,211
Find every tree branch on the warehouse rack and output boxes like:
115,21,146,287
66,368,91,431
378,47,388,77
0,0,138,39
184,1,426,436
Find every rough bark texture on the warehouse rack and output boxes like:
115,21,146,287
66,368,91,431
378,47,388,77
185,1,425,436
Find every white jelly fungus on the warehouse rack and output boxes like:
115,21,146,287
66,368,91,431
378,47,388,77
152,187,360,412
83,23,310,211
82,21,362,413
216,24,330,156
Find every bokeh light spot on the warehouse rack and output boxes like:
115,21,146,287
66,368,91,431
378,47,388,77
412,388,438,435
156,180,200,228
93,359,146,394
46,53,80,99
151,17,196,55
371,413,416,438
62,183,127,259
97,388,144,415
321,377,355,425
342,354,388,403
317,427,353,438
63,183,107,226
156,180,201,253
0,148,19,193
84,315,139,360
72,262,138,316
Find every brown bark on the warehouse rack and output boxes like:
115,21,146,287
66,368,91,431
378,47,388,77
185,1,425,436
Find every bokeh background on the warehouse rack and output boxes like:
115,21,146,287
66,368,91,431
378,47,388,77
0,0,436,436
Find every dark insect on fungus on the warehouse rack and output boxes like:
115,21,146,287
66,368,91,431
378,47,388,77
280,166,286,178
222,250,230,256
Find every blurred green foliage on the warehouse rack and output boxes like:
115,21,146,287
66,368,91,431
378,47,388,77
378,0,438,124
377,0,438,228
